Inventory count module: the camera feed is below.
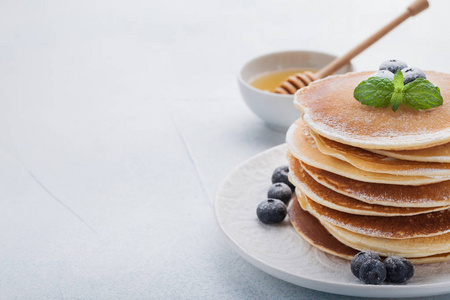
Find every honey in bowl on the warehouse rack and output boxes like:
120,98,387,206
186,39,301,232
250,68,318,93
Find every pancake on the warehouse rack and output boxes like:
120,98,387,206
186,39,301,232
322,221,450,259
310,129,450,177
299,193,450,239
288,195,358,260
369,142,450,163
301,162,450,208
286,118,449,185
289,194,450,263
288,158,450,217
294,71,450,150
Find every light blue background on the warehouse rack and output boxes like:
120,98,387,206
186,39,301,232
0,0,449,298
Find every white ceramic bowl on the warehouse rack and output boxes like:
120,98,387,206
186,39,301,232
238,50,354,132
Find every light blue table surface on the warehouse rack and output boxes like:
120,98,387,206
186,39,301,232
0,0,449,299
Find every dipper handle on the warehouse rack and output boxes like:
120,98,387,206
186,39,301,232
313,0,429,80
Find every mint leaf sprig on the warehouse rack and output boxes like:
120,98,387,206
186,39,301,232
353,71,443,112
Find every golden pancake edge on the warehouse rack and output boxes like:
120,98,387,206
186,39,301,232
287,153,450,215
286,118,450,185
288,195,450,264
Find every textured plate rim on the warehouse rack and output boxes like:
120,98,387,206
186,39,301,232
214,144,450,298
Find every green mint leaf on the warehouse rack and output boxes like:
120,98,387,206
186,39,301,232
390,71,405,111
403,78,443,110
391,92,403,112
391,70,404,111
393,70,404,91
353,77,394,108
354,72,444,112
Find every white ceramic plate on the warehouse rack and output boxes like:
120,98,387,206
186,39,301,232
214,144,450,298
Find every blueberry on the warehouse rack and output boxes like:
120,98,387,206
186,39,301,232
267,182,292,204
384,256,415,284
256,199,287,224
272,165,295,191
379,59,408,74
351,251,381,278
402,67,426,85
359,259,386,285
372,70,394,81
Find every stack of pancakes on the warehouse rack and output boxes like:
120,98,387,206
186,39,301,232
286,71,450,264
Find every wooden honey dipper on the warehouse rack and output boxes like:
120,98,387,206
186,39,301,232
274,0,429,94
